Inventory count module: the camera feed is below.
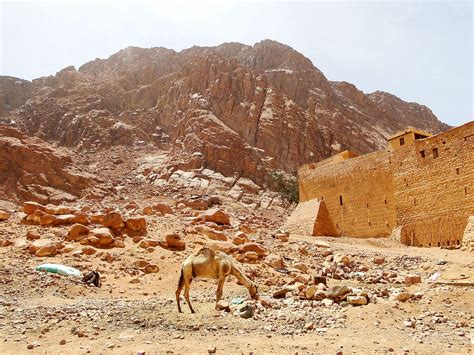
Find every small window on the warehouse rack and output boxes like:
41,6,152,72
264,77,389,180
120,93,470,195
366,202,369,208
399,137,405,146
384,199,387,205
438,242,440,247
465,187,468,195
420,150,425,158
368,221,371,227
429,243,431,247
432,148,438,158
414,198,417,206
456,168,460,175
339,195,343,205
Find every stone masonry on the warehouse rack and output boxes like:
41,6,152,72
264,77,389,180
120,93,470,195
292,121,474,247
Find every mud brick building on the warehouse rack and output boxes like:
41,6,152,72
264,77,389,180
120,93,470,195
288,121,473,247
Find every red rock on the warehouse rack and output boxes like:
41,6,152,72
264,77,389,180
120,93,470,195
265,254,284,268
202,208,230,225
373,257,385,265
0,239,13,247
90,228,115,247
232,232,249,245
23,201,46,215
113,239,125,248
102,212,124,229
163,233,185,250
125,217,147,236
244,251,259,262
67,224,90,241
0,210,11,221
239,242,265,256
207,241,238,254
142,207,154,215
29,239,53,254
35,244,58,257
153,203,174,215
195,225,227,241
405,274,422,286
82,246,97,255
143,264,159,274
26,230,41,240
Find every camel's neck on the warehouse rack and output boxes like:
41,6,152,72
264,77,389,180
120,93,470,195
230,264,253,290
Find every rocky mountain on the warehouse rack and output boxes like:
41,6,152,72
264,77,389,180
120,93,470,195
0,40,449,186
0,126,92,204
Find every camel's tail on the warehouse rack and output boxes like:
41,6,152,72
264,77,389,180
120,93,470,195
177,267,184,288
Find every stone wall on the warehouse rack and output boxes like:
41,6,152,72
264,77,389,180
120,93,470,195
391,122,474,247
298,150,396,238
295,121,474,246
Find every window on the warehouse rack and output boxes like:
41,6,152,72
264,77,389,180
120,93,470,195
465,187,468,195
339,195,343,206
432,148,438,158
420,150,425,158
399,137,405,146
456,168,460,175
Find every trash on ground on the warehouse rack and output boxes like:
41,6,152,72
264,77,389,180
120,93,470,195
82,270,101,287
36,263,82,277
231,297,244,305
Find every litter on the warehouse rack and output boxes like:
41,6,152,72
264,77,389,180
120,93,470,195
231,297,244,305
36,263,82,277
429,272,441,281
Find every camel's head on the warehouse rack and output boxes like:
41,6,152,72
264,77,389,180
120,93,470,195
249,283,259,300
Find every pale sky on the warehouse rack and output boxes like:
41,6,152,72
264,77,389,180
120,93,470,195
1,0,472,126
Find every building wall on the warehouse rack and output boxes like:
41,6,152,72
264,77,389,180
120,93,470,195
299,150,397,238
391,122,474,247
296,121,474,246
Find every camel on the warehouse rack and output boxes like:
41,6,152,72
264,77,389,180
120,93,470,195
176,247,258,313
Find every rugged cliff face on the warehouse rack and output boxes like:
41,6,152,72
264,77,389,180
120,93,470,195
0,39,449,184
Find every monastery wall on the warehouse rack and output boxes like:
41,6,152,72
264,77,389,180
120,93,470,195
391,122,474,247
298,150,396,238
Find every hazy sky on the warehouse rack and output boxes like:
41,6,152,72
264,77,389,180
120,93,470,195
1,0,472,126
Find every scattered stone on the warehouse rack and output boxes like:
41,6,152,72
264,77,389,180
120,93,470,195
163,233,185,250
143,264,159,274
313,274,327,286
405,274,422,286
0,239,13,247
333,253,350,266
153,203,174,215
265,254,284,268
89,228,115,247
216,300,230,312
207,346,217,354
0,210,10,221
26,230,41,240
347,295,368,306
59,339,66,345
35,244,58,257
203,208,230,225
102,212,124,229
293,262,309,273
239,304,254,319
239,242,265,256
195,225,227,241
67,223,90,241
373,257,385,265
125,217,147,236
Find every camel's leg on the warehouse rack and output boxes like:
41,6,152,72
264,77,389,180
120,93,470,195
215,276,225,309
176,283,184,313
184,278,195,313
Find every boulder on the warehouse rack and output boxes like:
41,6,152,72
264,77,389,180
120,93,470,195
206,241,238,254
265,254,284,268
102,212,124,229
125,217,147,236
405,274,422,286
232,232,249,245
313,274,327,286
82,246,97,255
67,224,90,241
163,233,185,250
153,203,174,215
333,253,350,266
0,210,10,221
325,285,352,300
216,300,231,312
195,225,227,241
23,201,46,215
35,244,58,257
143,264,159,274
293,262,309,273
142,207,154,215
0,239,13,247
90,228,115,247
29,239,53,254
347,295,368,306
202,208,230,225
26,230,41,241
373,257,385,265
244,251,259,262
239,242,265,256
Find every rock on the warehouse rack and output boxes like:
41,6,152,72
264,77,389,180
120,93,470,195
405,274,422,286
325,285,352,299
322,298,334,307
207,346,217,354
143,264,159,274
153,203,174,215
125,217,147,236
195,225,227,241
35,244,58,257
203,208,230,225
206,241,238,254
333,253,350,266
0,210,10,221
232,231,249,245
23,201,46,215
239,304,254,319
313,274,327,286
265,254,284,268
304,322,314,330
274,233,289,242
305,285,317,299
67,223,90,241
130,278,140,284
244,251,259,262
392,291,413,302
0,239,13,247
239,242,266,256
373,257,385,265
102,212,124,229
59,339,66,345
273,287,292,299
29,239,53,254
259,297,274,308
347,295,368,306
90,228,115,247
114,239,125,248
82,246,97,255
293,262,309,273
26,230,41,240
142,207,154,215
163,233,185,250
216,300,231,312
